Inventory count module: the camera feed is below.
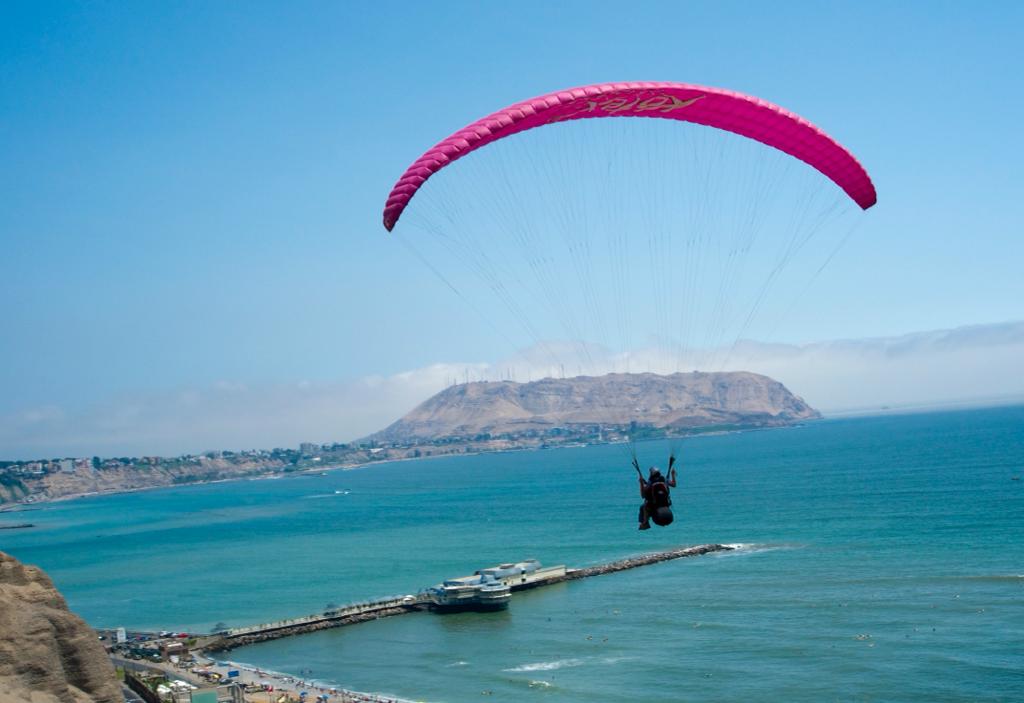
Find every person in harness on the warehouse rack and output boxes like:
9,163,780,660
635,455,677,530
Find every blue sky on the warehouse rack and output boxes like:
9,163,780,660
2,1,1022,456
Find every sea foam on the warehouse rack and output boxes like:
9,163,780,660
505,658,585,672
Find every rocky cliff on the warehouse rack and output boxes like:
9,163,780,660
370,371,819,443
0,551,123,703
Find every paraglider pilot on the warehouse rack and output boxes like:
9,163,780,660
636,455,677,530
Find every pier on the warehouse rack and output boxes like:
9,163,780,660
211,596,429,649
206,543,733,651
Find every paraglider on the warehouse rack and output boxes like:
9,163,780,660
635,455,678,530
381,81,877,531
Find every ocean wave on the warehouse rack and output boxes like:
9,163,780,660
718,543,800,555
599,656,633,665
722,542,749,550
505,655,629,674
939,574,1024,582
504,658,584,672
445,661,469,667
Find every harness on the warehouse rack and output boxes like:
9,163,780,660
646,479,671,509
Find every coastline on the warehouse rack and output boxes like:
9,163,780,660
0,475,276,512
0,423,801,511
0,468,350,512
121,654,418,703
203,657,419,703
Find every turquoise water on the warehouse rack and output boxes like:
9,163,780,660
3,407,1023,701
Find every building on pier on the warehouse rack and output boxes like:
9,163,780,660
428,560,567,613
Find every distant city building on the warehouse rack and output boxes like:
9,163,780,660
299,442,319,456
59,459,74,473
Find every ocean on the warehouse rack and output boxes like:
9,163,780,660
2,406,1022,701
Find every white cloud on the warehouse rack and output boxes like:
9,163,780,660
1,322,1022,459
725,322,1024,413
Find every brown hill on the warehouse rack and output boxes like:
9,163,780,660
369,371,819,443
0,551,123,703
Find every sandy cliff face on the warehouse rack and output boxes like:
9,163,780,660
372,371,819,442
0,482,28,504
0,552,123,703
3,457,286,506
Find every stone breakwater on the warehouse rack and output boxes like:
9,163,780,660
205,544,733,651
565,543,733,579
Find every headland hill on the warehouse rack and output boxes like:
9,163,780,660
0,371,818,507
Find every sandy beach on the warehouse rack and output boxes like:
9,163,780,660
187,656,420,703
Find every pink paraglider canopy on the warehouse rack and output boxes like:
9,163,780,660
382,81,876,231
